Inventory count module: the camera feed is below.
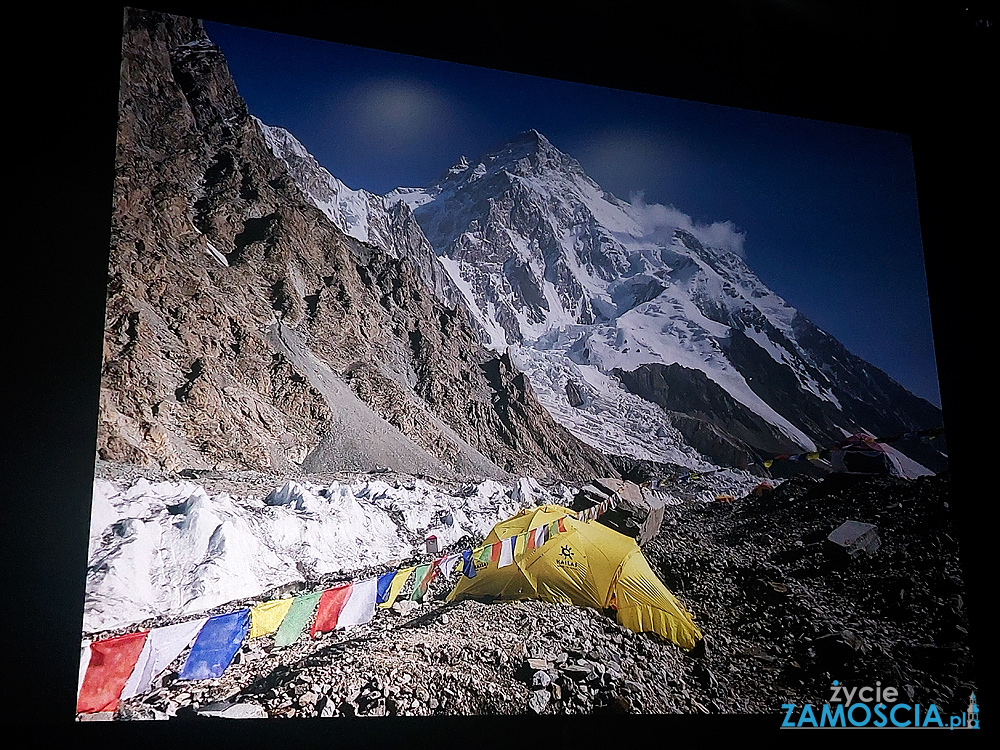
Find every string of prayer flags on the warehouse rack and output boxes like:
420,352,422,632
77,630,149,714
379,567,414,609
179,609,250,681
249,598,294,639
311,584,353,637
76,507,596,708
121,618,206,700
337,578,378,628
274,591,322,648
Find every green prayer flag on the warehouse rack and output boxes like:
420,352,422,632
410,564,431,602
273,591,322,648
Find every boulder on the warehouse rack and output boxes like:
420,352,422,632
573,478,664,544
826,520,880,558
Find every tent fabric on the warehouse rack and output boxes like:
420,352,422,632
828,433,908,477
249,599,294,639
311,585,353,637
179,609,250,680
274,591,322,647
337,578,378,628
121,618,206,699
77,631,149,713
447,505,702,649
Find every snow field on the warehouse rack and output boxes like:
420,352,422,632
83,474,563,633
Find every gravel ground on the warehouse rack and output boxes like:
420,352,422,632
83,466,978,727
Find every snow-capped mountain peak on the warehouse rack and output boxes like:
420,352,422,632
258,118,940,474
386,131,942,471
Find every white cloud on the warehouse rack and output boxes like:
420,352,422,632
629,192,746,258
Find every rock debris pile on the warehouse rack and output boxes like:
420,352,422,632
99,471,975,721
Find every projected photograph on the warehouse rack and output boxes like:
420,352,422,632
77,6,975,725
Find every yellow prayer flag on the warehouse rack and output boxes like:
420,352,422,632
379,567,414,609
249,598,294,638
514,532,527,558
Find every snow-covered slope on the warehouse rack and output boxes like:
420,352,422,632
84,473,570,632
386,130,941,469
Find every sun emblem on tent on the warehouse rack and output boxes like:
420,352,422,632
560,545,573,559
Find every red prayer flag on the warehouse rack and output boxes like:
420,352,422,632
490,541,502,562
526,530,536,551
557,517,567,533
310,584,353,638
77,631,149,714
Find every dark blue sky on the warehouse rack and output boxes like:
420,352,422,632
204,20,940,409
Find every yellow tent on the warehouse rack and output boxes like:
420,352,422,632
447,505,702,649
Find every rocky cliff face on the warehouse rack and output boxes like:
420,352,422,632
256,120,462,312
98,9,616,482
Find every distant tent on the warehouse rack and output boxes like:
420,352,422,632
828,433,907,477
447,505,702,650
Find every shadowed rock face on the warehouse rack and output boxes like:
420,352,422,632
99,9,616,481
612,362,802,469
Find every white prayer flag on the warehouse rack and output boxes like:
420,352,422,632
533,524,548,548
438,553,462,582
498,536,516,568
121,618,207,699
337,578,378,628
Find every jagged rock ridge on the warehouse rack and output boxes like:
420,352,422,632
99,10,617,482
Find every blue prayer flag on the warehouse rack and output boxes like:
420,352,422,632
375,571,396,604
179,609,250,680
461,549,477,578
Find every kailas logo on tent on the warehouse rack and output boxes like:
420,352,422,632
556,544,581,569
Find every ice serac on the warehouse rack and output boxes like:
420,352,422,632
390,130,945,472
100,10,616,482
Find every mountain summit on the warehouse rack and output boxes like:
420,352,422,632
386,131,944,473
